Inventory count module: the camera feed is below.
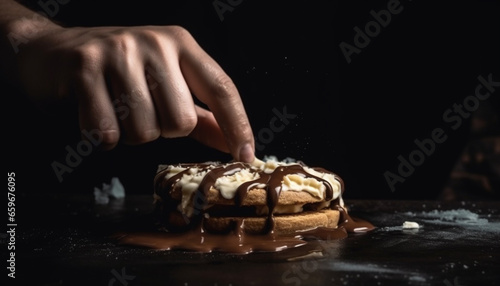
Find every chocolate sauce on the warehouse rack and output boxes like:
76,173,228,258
115,224,307,254
117,162,375,254
114,208,371,254
336,205,375,233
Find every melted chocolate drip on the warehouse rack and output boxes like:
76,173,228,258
117,162,375,254
114,225,307,254
335,205,375,233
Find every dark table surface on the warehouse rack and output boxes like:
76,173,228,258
5,193,500,286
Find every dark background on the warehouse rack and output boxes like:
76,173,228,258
5,0,500,200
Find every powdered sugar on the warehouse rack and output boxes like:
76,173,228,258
400,209,500,234
404,209,490,226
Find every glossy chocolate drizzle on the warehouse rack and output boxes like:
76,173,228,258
117,162,375,254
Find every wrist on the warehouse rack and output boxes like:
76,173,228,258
4,12,62,52
0,8,62,86
0,0,62,77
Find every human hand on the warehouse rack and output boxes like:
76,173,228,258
15,24,255,162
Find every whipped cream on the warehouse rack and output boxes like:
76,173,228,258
156,158,343,218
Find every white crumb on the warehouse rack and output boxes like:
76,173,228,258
402,221,420,229
93,177,125,205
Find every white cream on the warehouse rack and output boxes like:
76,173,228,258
281,174,325,199
162,158,344,216
252,159,342,201
165,166,209,217
214,168,261,199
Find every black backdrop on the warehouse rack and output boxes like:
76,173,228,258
6,0,500,200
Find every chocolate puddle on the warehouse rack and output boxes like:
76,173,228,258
113,206,374,254
115,162,375,255
114,228,307,254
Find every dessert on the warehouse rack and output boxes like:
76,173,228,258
154,157,346,235
116,157,374,254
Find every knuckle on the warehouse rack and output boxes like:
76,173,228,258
98,130,120,149
107,31,136,55
167,25,190,38
162,112,198,138
211,73,237,99
70,43,102,76
137,28,164,50
165,25,195,47
103,32,138,70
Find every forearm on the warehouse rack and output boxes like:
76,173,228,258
0,0,61,82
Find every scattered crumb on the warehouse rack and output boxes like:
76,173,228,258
402,221,420,229
94,177,125,204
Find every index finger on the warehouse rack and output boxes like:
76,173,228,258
178,36,255,162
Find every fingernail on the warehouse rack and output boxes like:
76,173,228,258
238,143,255,163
